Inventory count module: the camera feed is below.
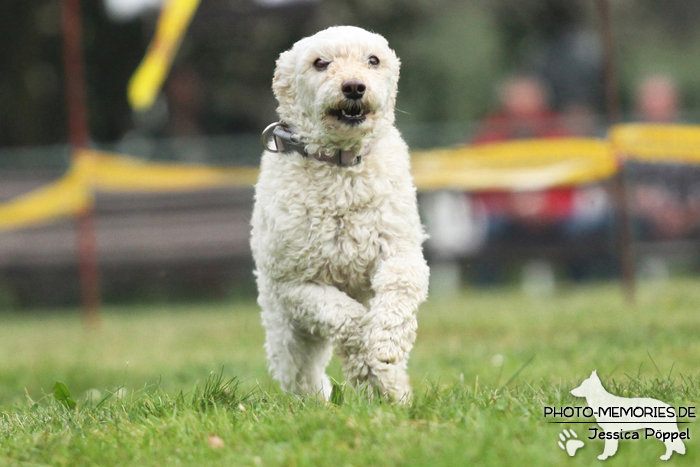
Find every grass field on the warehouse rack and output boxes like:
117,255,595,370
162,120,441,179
1,279,699,466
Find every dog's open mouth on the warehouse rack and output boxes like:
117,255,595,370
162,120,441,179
328,103,370,126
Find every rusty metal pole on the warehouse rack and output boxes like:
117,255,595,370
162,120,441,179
60,0,101,326
597,0,635,303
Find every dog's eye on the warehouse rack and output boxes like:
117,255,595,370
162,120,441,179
313,58,330,70
368,55,380,66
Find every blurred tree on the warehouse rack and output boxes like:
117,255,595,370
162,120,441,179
0,2,65,146
0,1,146,147
82,1,146,142
0,0,699,150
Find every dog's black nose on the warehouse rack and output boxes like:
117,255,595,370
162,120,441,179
342,79,366,99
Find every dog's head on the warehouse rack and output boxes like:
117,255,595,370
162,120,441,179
571,370,605,398
272,26,401,152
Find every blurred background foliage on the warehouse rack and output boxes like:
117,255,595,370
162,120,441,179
1,0,699,308
1,0,699,150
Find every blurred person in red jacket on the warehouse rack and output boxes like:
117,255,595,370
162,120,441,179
628,74,700,243
472,75,575,245
472,75,571,144
635,74,680,123
468,75,615,285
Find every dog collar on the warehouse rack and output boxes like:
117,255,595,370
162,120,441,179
261,121,366,167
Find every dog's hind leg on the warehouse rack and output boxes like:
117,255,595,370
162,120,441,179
259,281,367,398
262,311,334,399
598,437,618,460
661,437,686,460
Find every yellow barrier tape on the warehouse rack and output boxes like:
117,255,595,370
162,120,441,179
81,149,259,191
127,0,202,111
0,150,258,233
4,124,700,233
0,167,91,233
611,124,700,164
411,138,617,191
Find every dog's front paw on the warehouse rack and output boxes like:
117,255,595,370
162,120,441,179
367,361,412,403
332,305,368,353
340,352,411,403
365,323,415,365
368,334,407,365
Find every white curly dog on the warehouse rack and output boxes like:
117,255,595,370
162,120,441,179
251,26,429,402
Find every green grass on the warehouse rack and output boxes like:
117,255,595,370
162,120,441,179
1,279,700,466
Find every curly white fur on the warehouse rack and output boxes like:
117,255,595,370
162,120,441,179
251,26,429,402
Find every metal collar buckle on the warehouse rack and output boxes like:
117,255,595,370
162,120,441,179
261,121,303,154
261,121,364,167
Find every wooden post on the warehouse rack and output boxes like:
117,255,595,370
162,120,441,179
60,0,101,326
597,0,635,303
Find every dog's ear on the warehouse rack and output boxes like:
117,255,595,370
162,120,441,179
383,48,401,106
389,51,401,81
272,48,297,109
591,370,599,380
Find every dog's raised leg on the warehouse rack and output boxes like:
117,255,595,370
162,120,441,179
598,436,618,460
347,357,413,403
348,254,429,401
259,280,367,399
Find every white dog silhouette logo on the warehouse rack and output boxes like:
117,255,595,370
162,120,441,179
571,370,686,461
